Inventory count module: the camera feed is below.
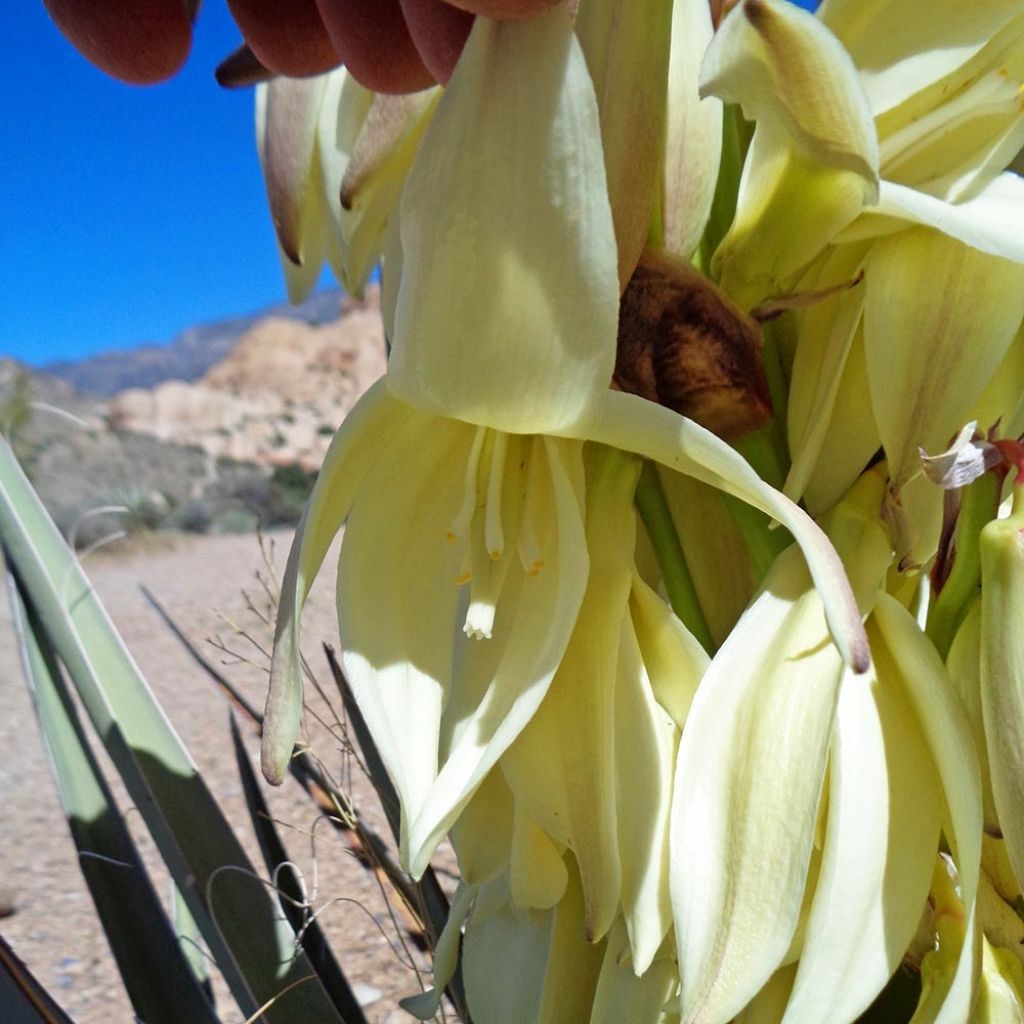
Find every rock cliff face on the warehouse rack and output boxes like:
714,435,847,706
107,290,386,469
43,289,348,395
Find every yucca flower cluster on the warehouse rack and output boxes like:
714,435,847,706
254,1,1024,1021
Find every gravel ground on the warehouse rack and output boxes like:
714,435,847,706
0,529,448,1024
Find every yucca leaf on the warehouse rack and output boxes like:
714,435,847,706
5,566,220,1024
0,934,76,1024
0,437,344,1023
229,713,369,1023
172,885,215,1005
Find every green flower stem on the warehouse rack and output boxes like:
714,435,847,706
722,492,792,582
735,423,790,495
698,103,749,275
635,461,715,654
926,470,1003,659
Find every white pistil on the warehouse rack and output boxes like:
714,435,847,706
517,436,546,576
485,431,508,560
447,426,487,545
464,598,497,640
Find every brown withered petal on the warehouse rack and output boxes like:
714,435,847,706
215,43,275,88
614,248,773,443
919,422,1003,491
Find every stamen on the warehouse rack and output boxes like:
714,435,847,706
518,437,546,576
447,426,487,543
453,523,473,585
485,431,509,559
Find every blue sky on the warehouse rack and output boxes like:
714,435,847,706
1,0,307,366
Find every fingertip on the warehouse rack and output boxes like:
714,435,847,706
315,0,436,93
400,0,473,85
45,0,193,84
226,0,342,77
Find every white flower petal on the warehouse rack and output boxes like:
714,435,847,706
863,226,1024,487
662,0,723,259
784,243,869,504
615,615,678,972
844,175,1024,264
818,0,1023,119
509,804,568,910
671,544,846,1024
782,642,941,1024
576,0,674,287
338,414,475,844
700,0,878,183
715,127,875,308
450,767,514,886
389,7,619,434
801,329,880,517
464,877,553,1024
404,437,590,877
981,490,1024,896
262,381,407,783
873,594,984,1024
590,921,679,1024
499,447,638,941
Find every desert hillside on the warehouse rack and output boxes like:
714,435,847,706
108,289,386,469
42,288,347,395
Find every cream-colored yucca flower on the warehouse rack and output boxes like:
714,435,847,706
670,469,983,1023
699,0,1024,527
262,4,867,899
431,446,706,977
396,450,700,1024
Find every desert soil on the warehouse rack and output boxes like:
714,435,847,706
0,529,449,1024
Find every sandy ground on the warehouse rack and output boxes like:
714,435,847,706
0,529,447,1024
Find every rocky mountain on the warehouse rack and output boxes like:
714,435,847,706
43,288,348,396
108,288,386,469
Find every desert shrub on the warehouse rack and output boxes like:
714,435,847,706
168,498,213,534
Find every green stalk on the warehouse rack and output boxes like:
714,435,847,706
927,471,1003,659
634,461,715,654
698,104,749,276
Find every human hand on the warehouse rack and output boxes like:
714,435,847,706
44,0,558,90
